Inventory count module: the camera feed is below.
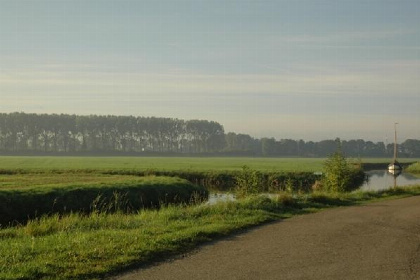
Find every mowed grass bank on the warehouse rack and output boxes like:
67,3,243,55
1,186,420,280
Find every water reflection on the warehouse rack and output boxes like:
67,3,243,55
206,193,236,205
207,170,420,205
361,170,420,191
206,193,280,205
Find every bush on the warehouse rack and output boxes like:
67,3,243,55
320,149,365,192
234,166,266,196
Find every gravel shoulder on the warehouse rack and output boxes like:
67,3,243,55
114,196,420,280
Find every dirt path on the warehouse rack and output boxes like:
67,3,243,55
114,196,420,280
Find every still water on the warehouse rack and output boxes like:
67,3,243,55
207,170,420,204
361,170,420,191
206,192,236,205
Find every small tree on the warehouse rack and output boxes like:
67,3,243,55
321,148,354,192
235,165,265,196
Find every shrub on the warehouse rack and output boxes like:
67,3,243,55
321,149,365,192
234,165,266,196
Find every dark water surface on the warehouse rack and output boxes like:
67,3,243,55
361,170,420,191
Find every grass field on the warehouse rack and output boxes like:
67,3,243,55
0,156,418,173
0,156,324,172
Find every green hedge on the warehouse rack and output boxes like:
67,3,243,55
0,177,208,226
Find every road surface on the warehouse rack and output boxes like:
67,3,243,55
114,196,420,280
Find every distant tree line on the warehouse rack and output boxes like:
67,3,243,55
0,112,225,154
1,112,420,157
226,134,420,158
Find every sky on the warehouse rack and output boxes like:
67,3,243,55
1,0,419,142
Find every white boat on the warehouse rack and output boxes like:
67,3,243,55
388,162,402,171
388,123,402,173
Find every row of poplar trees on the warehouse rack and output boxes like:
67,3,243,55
0,112,225,153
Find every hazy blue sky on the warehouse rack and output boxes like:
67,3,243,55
1,0,419,142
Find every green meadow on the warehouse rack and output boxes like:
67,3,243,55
1,156,418,173
0,156,325,172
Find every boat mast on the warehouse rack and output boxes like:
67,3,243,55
393,122,398,162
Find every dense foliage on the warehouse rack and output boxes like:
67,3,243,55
1,112,420,157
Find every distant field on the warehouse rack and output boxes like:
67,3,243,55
0,156,418,173
0,156,323,172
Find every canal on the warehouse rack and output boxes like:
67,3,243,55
361,170,420,191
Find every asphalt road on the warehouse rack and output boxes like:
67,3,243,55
114,196,420,280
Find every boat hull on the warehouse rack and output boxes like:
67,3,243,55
388,164,401,170
388,162,402,173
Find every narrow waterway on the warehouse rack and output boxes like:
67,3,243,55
361,170,420,191
206,170,420,204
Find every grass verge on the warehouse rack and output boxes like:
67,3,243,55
1,185,420,280
405,161,420,174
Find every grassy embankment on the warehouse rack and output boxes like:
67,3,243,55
0,173,207,226
405,162,420,174
1,185,420,280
